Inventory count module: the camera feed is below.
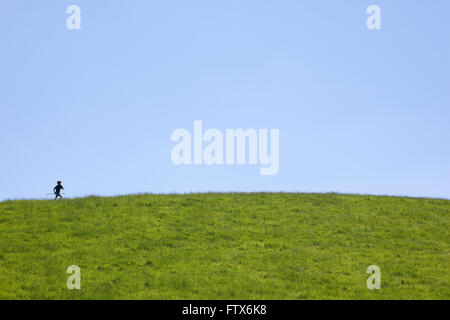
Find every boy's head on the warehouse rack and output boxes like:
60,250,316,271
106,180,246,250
57,181,62,185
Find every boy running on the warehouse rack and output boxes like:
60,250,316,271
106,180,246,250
53,181,64,200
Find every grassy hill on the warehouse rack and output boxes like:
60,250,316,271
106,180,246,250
0,193,448,300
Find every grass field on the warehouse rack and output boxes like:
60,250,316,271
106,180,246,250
0,193,448,300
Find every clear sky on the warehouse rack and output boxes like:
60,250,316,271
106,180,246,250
1,0,449,200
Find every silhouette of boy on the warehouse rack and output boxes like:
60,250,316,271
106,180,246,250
54,181,64,200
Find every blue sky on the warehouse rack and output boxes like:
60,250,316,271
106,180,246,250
1,0,449,200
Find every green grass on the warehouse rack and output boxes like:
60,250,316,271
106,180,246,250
0,193,448,300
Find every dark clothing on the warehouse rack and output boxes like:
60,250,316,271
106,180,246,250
54,184,64,199
54,185,64,194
